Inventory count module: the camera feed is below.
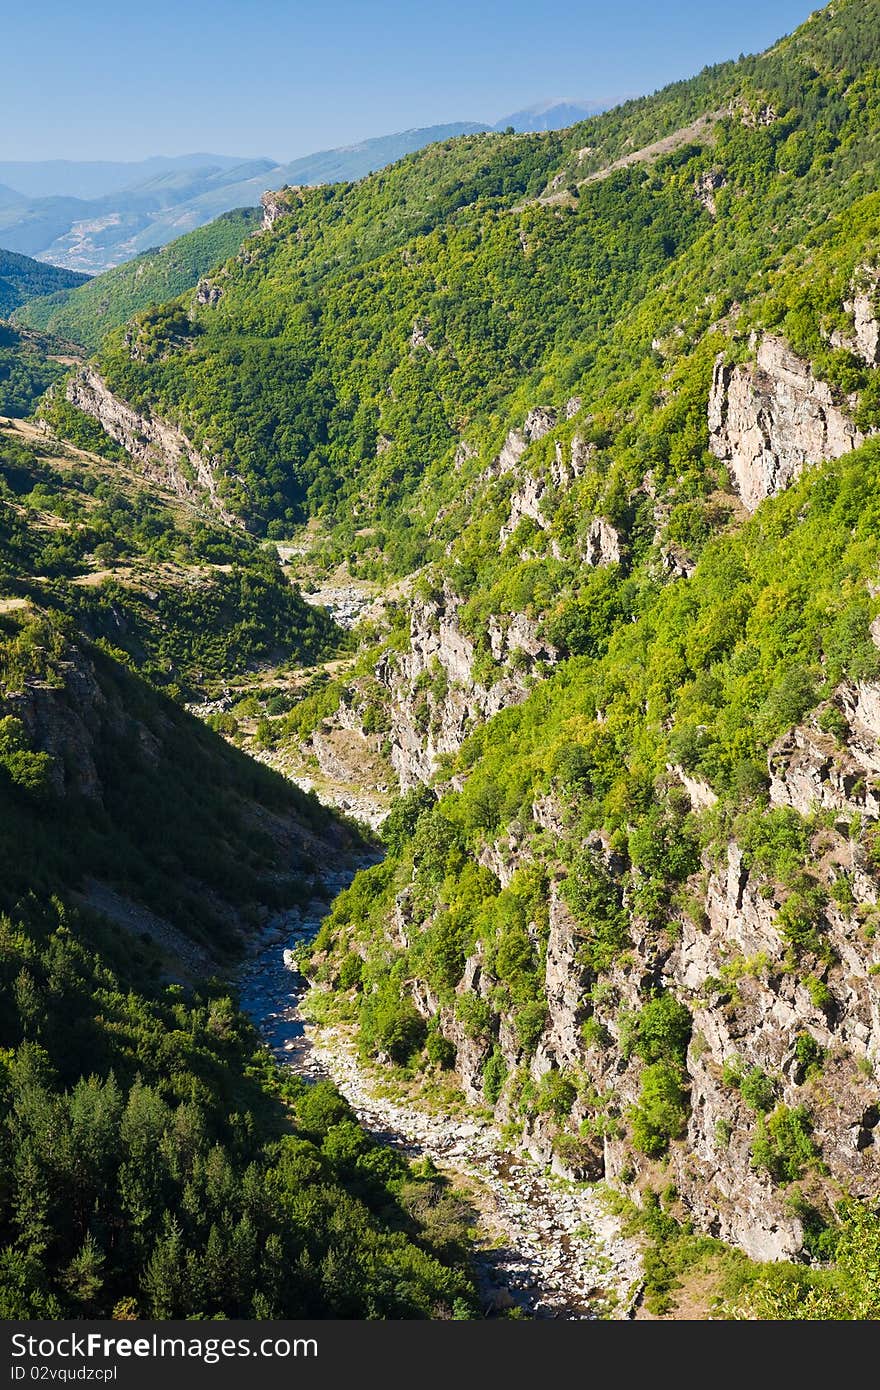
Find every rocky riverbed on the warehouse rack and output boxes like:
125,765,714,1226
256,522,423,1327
237,874,644,1319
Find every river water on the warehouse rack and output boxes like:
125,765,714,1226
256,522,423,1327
237,867,643,1319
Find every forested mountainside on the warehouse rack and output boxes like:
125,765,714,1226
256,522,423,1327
0,324,82,420
0,116,605,276
11,209,260,352
0,421,476,1318
54,0,879,552
12,0,880,1319
0,248,88,318
1,215,259,423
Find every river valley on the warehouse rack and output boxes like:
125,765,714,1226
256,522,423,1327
237,869,644,1320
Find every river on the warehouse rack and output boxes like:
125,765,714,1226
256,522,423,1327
237,867,644,1319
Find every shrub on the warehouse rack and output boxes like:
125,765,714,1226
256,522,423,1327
630,1061,690,1157
534,1069,577,1120
482,1047,508,1105
359,982,426,1063
750,1105,821,1184
338,951,363,990
513,998,548,1052
739,1066,777,1114
426,1030,456,1070
624,993,692,1067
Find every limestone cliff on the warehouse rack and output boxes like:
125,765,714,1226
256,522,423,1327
831,266,880,367
376,579,555,790
391,660,880,1260
708,334,865,511
61,366,238,524
260,187,305,231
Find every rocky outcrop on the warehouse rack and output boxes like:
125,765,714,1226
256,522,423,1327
377,580,555,789
708,334,865,511
668,765,718,810
851,276,880,366
768,681,880,820
832,266,880,367
260,187,303,231
500,429,600,553
488,406,558,481
584,516,622,567
7,653,110,801
694,168,726,216
63,367,238,524
194,276,223,307
410,319,435,353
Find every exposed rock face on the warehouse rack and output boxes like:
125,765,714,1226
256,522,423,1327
410,319,435,353
851,280,880,366
708,335,865,511
668,764,718,810
694,168,726,216
489,406,558,480
260,187,303,231
500,430,597,550
833,267,880,366
537,893,589,1070
194,276,223,307
63,367,238,524
584,516,622,567
377,580,555,790
8,657,109,801
500,470,552,543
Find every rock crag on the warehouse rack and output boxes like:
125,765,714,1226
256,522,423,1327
708,334,865,511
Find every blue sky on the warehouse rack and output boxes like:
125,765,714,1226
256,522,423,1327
5,0,818,162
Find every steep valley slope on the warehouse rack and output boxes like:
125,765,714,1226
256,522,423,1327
9,0,880,1320
0,420,484,1320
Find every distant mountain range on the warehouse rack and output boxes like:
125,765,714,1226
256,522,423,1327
0,101,614,274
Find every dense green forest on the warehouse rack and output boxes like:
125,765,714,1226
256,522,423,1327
0,247,87,318
70,0,880,561
0,616,474,1317
0,324,75,419
5,0,880,1320
12,209,259,352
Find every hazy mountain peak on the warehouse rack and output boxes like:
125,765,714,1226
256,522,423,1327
493,98,616,131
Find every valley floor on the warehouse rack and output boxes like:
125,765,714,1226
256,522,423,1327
237,877,645,1319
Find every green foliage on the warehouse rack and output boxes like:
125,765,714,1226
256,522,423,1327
629,1061,690,1157
623,994,692,1067
739,1067,778,1115
721,1056,778,1112
481,1047,507,1105
0,717,53,796
0,248,87,318
533,1068,576,1119
359,980,426,1064
382,784,437,855
0,901,475,1319
735,1200,880,1318
0,427,341,693
13,210,259,352
425,1028,456,1070
750,1104,821,1184
563,855,629,973
0,325,67,419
